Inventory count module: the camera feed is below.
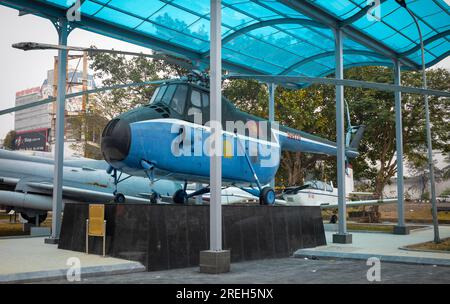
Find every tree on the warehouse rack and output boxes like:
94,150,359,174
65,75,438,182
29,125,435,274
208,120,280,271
345,67,450,198
3,130,16,150
89,52,186,120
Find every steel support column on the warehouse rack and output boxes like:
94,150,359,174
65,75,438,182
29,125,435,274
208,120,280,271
199,0,230,274
333,28,352,244
393,60,409,235
209,0,223,252
45,18,69,244
268,83,276,188
405,7,440,243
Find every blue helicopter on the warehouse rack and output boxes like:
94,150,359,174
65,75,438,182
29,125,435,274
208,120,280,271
101,71,364,205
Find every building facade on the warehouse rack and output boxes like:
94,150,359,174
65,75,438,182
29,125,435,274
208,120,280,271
13,68,96,152
14,87,51,132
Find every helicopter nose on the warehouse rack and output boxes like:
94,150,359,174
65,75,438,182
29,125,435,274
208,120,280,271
101,118,131,163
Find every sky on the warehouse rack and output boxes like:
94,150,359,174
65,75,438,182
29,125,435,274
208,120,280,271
0,5,449,140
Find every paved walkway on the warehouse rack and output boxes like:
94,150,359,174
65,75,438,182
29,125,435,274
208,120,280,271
0,237,145,283
295,225,450,266
46,258,450,284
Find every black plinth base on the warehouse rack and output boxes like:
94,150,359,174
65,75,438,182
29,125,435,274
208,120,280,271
200,250,230,274
393,225,410,235
59,203,326,271
333,233,353,244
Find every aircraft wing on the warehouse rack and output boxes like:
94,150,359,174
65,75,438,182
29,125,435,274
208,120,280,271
217,192,287,205
137,192,173,203
320,198,397,209
25,182,150,204
0,176,20,186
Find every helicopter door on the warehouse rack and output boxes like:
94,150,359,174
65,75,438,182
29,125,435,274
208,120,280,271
201,92,210,123
187,88,209,124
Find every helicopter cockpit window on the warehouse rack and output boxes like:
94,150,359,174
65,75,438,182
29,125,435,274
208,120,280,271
316,181,325,191
170,85,188,114
152,85,167,103
149,86,160,104
202,93,209,107
161,85,177,105
191,90,202,107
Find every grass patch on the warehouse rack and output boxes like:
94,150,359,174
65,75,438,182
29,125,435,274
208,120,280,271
346,223,393,233
406,237,450,252
0,211,52,237
0,223,28,237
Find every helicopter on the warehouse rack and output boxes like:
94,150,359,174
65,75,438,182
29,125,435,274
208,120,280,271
101,70,365,205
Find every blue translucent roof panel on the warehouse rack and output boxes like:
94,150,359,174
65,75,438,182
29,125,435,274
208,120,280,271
3,0,449,82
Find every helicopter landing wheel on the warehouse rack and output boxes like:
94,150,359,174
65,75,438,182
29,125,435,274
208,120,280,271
259,187,275,205
114,193,126,203
173,189,187,204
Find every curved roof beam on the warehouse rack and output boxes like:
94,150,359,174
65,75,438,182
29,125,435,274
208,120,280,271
200,18,328,58
278,0,419,70
399,30,450,57
280,50,390,74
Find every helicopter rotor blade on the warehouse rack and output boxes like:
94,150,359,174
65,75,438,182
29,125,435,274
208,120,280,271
224,74,450,97
0,79,178,116
13,42,195,70
153,53,194,70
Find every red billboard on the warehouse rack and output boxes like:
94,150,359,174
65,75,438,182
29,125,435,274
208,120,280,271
14,128,50,151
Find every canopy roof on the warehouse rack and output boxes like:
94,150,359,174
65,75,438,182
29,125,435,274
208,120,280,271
3,0,450,79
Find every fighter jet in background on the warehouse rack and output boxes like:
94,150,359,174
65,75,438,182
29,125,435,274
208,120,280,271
0,149,182,224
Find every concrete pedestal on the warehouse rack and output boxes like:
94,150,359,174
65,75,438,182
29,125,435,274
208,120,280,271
393,225,410,235
333,233,353,244
59,203,326,271
200,250,230,274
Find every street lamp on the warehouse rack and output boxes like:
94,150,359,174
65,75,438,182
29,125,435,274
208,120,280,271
12,42,193,69
396,0,440,243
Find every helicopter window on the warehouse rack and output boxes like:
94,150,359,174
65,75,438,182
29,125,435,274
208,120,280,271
316,181,325,191
202,93,209,107
171,85,188,114
187,107,202,120
191,90,202,107
161,85,177,105
149,86,160,104
154,85,167,103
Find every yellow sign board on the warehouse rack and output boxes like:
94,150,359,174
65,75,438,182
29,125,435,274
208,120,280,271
223,140,233,158
88,204,105,237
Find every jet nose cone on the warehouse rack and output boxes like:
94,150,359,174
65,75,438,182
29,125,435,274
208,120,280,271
101,118,131,163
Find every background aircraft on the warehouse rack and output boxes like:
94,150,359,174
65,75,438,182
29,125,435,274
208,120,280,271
0,149,181,224
101,72,365,205
281,165,396,208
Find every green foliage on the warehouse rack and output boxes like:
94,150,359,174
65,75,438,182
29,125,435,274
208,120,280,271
89,51,186,119
345,67,450,196
441,188,450,196
422,191,430,201
2,130,16,150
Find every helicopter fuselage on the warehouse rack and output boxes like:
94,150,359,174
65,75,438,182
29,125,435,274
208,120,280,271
101,81,359,188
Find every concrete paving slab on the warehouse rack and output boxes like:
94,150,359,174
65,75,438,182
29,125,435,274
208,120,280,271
0,237,145,283
45,258,450,284
295,225,450,266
